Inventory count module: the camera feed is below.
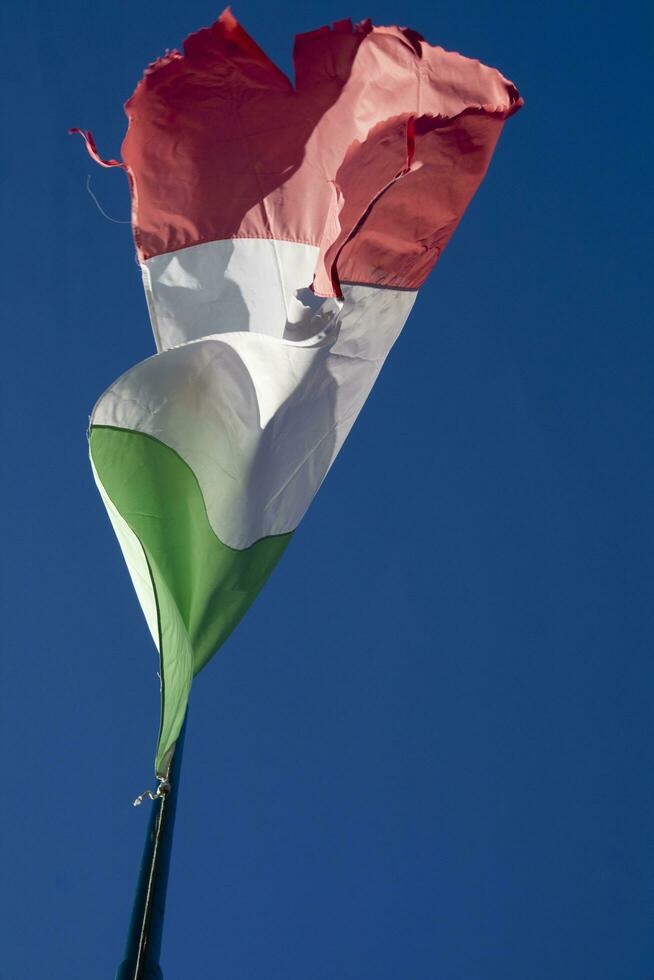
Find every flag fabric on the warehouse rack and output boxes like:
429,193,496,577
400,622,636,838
84,11,522,776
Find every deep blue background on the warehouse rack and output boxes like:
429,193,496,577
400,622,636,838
2,2,652,977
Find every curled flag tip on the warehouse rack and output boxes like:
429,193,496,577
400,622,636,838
69,128,126,169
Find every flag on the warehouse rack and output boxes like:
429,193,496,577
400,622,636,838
84,12,522,775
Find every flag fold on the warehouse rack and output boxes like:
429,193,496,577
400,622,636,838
86,11,522,775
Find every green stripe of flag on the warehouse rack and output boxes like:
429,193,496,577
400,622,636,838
90,425,291,772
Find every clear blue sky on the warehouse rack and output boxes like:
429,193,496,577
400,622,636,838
2,2,652,977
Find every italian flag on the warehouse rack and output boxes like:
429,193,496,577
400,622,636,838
83,12,522,775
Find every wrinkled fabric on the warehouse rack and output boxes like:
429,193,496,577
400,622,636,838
81,12,521,773
121,11,521,293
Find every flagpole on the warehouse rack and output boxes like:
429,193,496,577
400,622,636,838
116,716,187,980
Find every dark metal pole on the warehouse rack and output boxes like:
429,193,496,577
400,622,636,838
115,717,187,980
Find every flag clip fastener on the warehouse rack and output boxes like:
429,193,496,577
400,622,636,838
132,778,171,807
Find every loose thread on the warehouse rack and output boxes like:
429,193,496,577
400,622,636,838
85,174,131,225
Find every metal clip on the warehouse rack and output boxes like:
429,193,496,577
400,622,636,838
133,778,171,807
